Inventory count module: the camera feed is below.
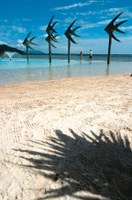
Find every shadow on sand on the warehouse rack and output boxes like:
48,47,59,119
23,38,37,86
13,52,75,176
14,129,132,200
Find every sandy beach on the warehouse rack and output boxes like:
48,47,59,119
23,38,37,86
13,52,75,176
0,74,132,200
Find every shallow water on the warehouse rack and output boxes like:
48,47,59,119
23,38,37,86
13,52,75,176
0,58,132,84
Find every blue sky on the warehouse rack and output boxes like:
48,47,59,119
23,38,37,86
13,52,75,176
0,0,132,54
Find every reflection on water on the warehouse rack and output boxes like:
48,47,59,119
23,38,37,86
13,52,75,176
106,64,110,76
67,64,71,78
0,59,132,84
48,64,53,80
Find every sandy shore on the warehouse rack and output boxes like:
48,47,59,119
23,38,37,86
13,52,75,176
0,74,132,200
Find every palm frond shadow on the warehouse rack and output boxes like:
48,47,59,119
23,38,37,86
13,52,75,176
14,129,132,200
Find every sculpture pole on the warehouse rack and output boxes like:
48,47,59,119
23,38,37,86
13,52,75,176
68,39,71,63
49,37,52,63
26,46,29,61
107,35,112,65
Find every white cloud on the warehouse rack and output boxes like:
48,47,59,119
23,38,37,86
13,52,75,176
77,19,104,30
75,7,127,18
17,39,24,48
80,23,99,30
108,8,122,13
11,25,26,33
22,18,32,22
120,26,132,31
0,41,7,44
39,25,47,31
76,11,98,16
125,11,132,18
53,1,97,11
98,19,111,25
43,34,48,38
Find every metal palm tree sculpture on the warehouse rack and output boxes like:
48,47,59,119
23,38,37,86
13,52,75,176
104,12,127,64
23,32,36,61
65,20,81,63
45,15,58,63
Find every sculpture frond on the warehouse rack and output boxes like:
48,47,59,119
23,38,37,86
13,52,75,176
65,20,81,44
104,12,127,42
22,31,36,61
23,32,36,49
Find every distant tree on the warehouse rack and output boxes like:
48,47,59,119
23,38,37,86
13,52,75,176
45,16,58,63
0,44,25,57
104,12,127,65
23,32,37,62
65,20,81,63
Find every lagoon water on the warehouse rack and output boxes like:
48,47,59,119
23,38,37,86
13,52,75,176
0,54,132,84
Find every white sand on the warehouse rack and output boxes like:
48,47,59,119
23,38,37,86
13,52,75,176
0,74,132,200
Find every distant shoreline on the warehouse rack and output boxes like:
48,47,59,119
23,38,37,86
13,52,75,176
1,53,132,63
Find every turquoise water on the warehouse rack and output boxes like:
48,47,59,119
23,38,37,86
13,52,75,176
0,58,132,84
